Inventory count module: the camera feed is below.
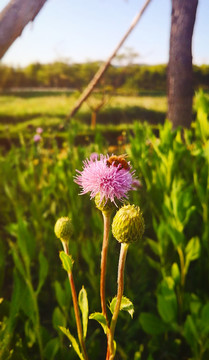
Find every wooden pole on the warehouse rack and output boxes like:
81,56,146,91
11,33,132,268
0,0,47,59
67,0,152,120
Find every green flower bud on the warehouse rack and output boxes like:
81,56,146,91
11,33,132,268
54,217,72,243
95,193,115,215
112,204,144,244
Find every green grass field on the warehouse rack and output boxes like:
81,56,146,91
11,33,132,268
0,92,167,143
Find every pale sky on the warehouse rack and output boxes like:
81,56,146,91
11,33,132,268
0,0,209,67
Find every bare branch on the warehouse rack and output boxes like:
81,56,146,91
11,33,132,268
0,0,48,60
68,0,152,119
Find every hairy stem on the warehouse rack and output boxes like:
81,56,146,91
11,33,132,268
108,243,129,359
62,242,88,360
100,212,111,325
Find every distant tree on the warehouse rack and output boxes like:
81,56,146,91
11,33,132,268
114,47,140,66
167,0,198,128
85,80,112,129
0,0,47,59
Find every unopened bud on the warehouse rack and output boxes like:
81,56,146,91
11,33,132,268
54,217,72,243
112,204,144,244
95,193,115,215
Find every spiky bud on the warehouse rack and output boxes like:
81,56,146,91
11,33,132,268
54,217,72,243
112,204,144,244
95,193,115,215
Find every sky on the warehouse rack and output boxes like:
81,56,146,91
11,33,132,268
0,0,209,67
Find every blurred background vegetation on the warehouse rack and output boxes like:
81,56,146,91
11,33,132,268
0,62,209,93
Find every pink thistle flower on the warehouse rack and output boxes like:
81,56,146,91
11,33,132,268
74,154,135,204
33,134,42,142
90,152,99,161
36,127,43,134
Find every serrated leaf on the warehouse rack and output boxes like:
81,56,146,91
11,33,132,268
59,326,84,360
36,252,48,294
59,251,74,273
110,296,134,318
78,286,88,339
89,312,108,334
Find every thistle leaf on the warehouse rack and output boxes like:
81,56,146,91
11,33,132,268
59,251,74,273
78,286,88,339
89,312,108,334
59,326,84,360
110,296,134,318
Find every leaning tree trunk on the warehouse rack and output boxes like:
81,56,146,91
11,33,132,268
167,0,198,128
0,0,47,59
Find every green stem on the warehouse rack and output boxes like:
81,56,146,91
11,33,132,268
62,242,88,360
108,243,129,360
100,212,111,325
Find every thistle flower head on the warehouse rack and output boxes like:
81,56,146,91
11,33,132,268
74,154,135,205
112,204,145,244
54,217,72,243
95,193,116,214
90,152,98,161
36,127,43,134
33,134,41,142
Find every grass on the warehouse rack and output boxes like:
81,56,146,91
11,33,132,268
0,92,167,144
0,94,76,118
109,95,167,113
0,92,167,119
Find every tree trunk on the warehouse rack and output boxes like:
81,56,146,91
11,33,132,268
167,0,198,128
0,0,47,60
